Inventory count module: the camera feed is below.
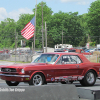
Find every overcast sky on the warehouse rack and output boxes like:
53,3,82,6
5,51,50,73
0,0,96,22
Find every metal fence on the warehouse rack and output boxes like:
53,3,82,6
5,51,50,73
0,48,43,62
0,47,99,63
0,54,33,62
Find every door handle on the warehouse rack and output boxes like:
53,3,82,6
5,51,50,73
76,65,79,68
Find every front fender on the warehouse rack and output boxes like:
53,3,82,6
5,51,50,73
29,71,46,80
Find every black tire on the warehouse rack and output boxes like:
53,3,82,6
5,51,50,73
29,73,45,86
80,70,96,86
61,81,66,84
6,81,19,86
80,80,86,86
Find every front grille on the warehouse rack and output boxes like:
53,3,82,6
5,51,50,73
1,68,16,72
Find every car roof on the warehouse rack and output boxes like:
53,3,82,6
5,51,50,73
43,52,81,55
43,52,90,63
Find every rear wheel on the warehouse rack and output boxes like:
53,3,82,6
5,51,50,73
6,81,19,86
29,73,45,86
80,70,96,86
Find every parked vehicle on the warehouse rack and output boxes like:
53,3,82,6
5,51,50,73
75,49,92,55
0,50,3,54
0,49,9,54
54,48,64,52
81,47,87,51
62,48,69,52
54,48,69,52
0,52,100,86
89,48,97,53
55,44,73,49
67,49,76,52
84,49,90,52
3,49,9,53
35,50,43,54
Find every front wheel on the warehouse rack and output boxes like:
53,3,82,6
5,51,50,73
29,73,45,86
6,81,19,86
80,70,96,86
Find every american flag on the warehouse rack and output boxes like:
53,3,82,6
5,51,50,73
21,16,35,40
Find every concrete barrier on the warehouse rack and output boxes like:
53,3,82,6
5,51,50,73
0,84,79,100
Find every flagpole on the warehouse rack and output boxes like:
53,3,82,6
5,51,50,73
34,0,37,53
41,1,44,53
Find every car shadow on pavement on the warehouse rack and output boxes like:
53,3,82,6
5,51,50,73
74,83,100,87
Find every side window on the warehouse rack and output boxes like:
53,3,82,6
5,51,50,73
62,55,70,64
70,55,82,64
56,55,70,64
56,55,82,65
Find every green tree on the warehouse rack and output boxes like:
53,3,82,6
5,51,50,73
0,18,16,48
47,11,84,47
87,0,100,44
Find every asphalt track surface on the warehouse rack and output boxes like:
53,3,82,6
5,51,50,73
0,61,100,100
0,80,99,100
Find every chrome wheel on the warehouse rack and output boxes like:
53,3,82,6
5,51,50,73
32,74,43,86
86,72,95,84
80,70,96,86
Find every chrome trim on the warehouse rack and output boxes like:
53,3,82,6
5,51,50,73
55,76,84,80
0,74,30,77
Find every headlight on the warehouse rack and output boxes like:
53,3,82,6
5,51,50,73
21,69,25,73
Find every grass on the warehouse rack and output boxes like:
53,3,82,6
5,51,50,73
0,60,31,63
89,53,100,63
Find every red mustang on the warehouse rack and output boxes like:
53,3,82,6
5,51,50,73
0,52,100,86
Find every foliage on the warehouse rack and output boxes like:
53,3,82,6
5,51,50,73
87,0,100,44
90,42,96,46
0,18,16,48
47,11,84,47
79,37,87,47
0,1,100,49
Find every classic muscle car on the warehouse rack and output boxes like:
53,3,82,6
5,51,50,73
0,52,100,86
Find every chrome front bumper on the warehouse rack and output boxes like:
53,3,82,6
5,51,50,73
0,74,30,78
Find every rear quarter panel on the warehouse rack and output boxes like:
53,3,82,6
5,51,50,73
80,62,100,76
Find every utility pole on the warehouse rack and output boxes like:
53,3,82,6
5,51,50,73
15,29,17,64
62,30,63,45
34,0,37,54
32,42,33,52
45,21,47,52
41,1,44,53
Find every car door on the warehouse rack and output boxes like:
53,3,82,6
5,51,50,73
54,55,84,78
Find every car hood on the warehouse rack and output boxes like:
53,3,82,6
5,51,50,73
0,63,48,69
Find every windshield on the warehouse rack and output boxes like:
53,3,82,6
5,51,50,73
33,54,59,64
